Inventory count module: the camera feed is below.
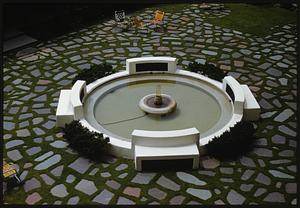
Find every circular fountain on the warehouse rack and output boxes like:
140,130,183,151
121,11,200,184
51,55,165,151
139,85,177,115
56,56,260,162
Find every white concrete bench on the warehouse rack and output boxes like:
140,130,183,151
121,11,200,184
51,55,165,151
241,85,261,121
132,128,200,171
70,80,87,120
56,90,74,127
222,76,245,115
126,57,177,74
56,80,87,127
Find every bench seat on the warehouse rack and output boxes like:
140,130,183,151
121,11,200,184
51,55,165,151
241,85,261,121
56,90,74,127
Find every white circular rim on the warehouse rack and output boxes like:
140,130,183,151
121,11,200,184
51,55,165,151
80,70,242,158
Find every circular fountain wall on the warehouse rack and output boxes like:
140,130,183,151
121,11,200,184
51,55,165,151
83,73,234,146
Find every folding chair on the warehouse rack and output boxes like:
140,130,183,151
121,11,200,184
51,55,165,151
144,10,165,32
132,16,144,28
151,10,165,26
3,161,22,187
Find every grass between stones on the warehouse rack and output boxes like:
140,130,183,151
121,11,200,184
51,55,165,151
207,3,297,37
3,3,297,205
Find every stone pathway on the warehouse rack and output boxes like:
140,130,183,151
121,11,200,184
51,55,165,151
3,3,297,205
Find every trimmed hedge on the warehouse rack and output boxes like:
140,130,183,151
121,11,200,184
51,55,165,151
186,61,227,82
205,121,256,161
62,120,110,162
72,63,116,85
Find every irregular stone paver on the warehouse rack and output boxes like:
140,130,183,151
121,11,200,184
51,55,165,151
115,163,128,171
24,177,41,192
66,174,76,184
186,188,212,200
131,173,156,184
75,179,97,196
34,154,61,170
40,174,55,185
50,141,68,149
51,165,64,177
148,188,167,200
6,140,24,149
156,175,180,191
227,190,246,204
7,149,23,161
117,197,135,205
123,187,141,198
16,129,31,137
263,192,285,203
201,157,220,169
34,151,54,162
176,172,206,185
26,146,42,156
89,168,99,176
285,183,296,194
170,195,185,204
271,135,286,144
25,192,42,205
67,196,80,205
254,188,267,197
105,180,121,190
268,170,294,179
92,189,114,204
255,173,271,186
51,184,69,198
68,157,93,174
274,109,294,122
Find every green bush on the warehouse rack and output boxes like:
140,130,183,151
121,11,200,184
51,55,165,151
205,121,256,161
62,120,110,162
72,63,116,85
186,61,227,82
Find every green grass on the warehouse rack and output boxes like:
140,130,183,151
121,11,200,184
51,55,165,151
149,3,190,13
207,3,297,37
128,3,190,16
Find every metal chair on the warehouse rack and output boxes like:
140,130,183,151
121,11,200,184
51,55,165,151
114,10,129,30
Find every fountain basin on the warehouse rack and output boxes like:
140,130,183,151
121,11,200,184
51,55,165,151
56,57,260,171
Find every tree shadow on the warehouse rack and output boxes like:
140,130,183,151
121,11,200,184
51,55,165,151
205,121,257,162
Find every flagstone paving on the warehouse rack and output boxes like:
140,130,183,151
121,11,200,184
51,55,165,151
3,3,297,205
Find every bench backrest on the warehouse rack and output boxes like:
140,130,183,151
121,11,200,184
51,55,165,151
132,128,200,148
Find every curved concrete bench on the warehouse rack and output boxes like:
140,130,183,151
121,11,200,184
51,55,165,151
56,90,74,127
132,128,200,171
126,57,177,74
241,85,261,121
222,76,245,116
71,80,87,120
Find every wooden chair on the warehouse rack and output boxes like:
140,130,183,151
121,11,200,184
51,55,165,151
151,10,165,27
132,16,145,28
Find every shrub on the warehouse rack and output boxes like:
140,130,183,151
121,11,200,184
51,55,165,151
186,61,227,82
62,120,110,162
72,63,116,85
205,121,256,161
